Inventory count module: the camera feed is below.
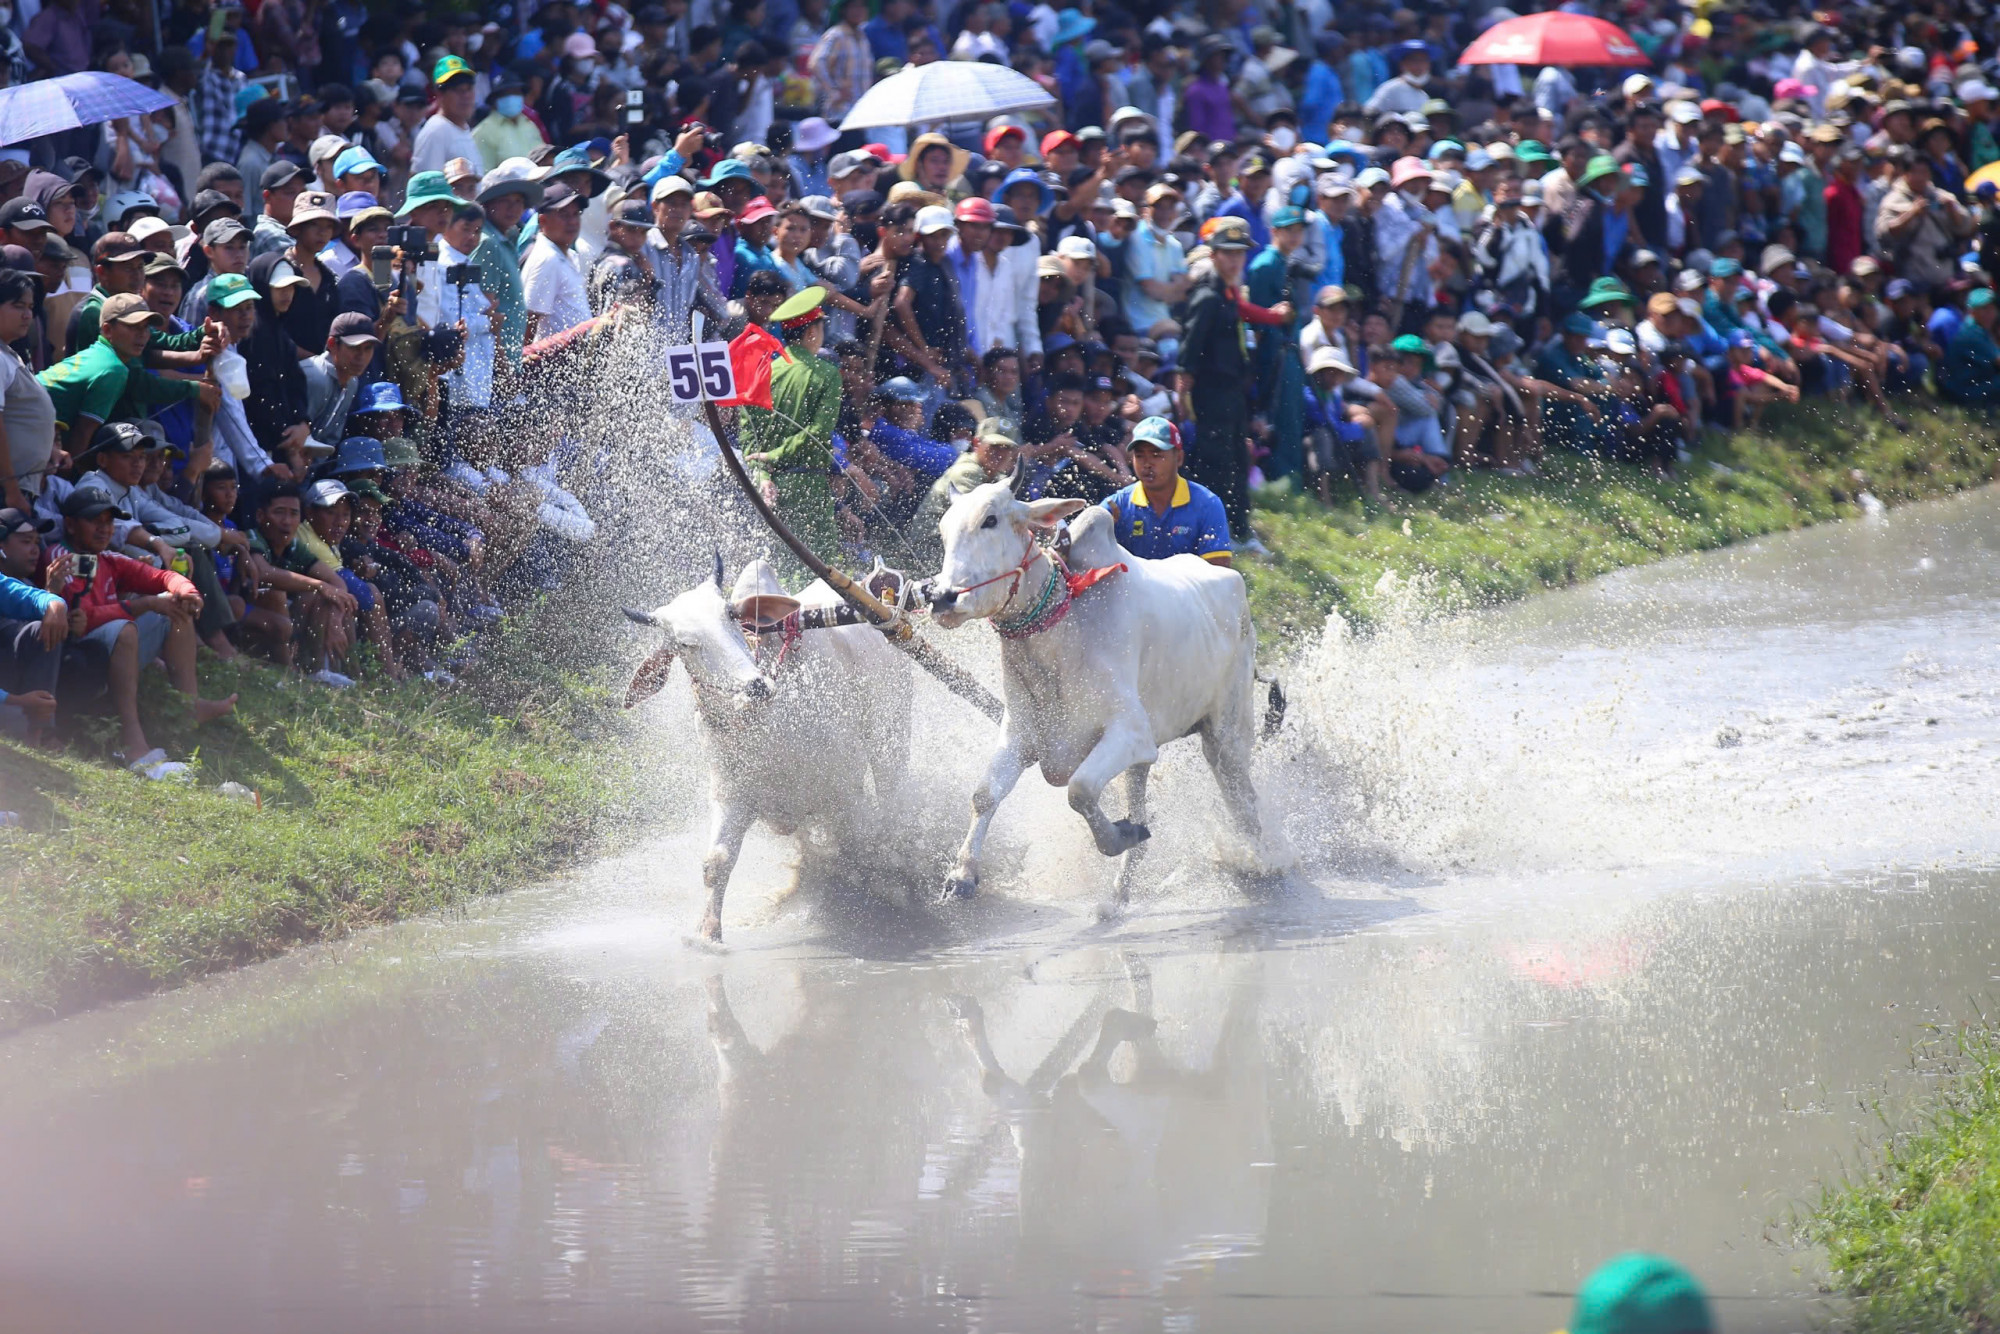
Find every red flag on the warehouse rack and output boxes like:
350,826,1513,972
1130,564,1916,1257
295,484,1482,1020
717,324,784,409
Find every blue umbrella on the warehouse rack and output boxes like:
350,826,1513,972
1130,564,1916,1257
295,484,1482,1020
0,71,176,147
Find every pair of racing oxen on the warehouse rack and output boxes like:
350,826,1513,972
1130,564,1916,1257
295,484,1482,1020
624,471,1280,943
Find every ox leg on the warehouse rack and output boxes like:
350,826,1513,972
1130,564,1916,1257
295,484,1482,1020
1068,724,1159,859
1201,722,1263,844
944,738,1030,902
698,800,755,943
1104,763,1152,917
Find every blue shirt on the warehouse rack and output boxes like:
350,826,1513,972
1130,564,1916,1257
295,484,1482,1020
730,237,780,298
1100,476,1232,561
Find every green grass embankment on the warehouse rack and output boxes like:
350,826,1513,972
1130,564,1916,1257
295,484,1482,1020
1243,402,2000,648
0,610,637,1033
1808,1020,2000,1333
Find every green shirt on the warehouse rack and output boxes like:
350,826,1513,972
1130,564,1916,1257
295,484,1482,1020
67,286,207,358
247,528,322,578
36,337,202,430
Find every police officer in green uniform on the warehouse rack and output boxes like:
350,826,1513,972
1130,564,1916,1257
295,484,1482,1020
740,285,864,585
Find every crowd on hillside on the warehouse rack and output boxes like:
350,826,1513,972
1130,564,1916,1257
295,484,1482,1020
5,0,2000,774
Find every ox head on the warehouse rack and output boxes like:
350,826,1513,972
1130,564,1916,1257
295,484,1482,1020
622,553,801,709
928,468,1086,628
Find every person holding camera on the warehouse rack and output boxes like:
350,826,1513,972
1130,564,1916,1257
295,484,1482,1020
432,201,493,414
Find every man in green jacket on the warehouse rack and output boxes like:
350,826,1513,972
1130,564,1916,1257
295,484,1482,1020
741,286,877,584
472,168,536,378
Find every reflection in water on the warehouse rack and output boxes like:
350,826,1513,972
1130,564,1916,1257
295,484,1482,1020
14,493,2000,1330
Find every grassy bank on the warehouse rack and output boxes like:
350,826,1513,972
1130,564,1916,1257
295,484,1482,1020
0,610,636,1033
1808,1020,2000,1333
1243,402,2000,648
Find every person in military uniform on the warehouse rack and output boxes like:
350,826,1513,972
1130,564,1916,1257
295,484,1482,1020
740,285,880,584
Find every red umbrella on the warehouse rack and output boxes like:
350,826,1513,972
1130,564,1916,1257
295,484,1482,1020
1458,11,1650,67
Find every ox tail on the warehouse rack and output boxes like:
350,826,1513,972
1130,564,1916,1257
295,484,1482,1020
1259,677,1287,741
623,607,659,626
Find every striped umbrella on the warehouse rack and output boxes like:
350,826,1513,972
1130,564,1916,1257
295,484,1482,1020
0,71,177,146
837,61,1055,132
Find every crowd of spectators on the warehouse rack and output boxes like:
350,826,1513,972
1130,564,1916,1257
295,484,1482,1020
4,0,2000,774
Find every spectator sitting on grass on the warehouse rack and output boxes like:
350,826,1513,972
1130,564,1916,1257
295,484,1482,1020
1724,328,1800,428
1303,346,1385,505
131,420,248,654
197,459,291,662
0,504,64,747
1942,286,2000,405
301,477,405,680
341,480,451,671
50,479,236,772
246,482,359,675
1378,334,1451,494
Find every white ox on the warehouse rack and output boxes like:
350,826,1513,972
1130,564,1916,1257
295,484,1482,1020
625,557,911,942
926,482,1266,911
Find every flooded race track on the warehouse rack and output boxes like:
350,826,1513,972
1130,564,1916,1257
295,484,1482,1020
13,491,2000,1332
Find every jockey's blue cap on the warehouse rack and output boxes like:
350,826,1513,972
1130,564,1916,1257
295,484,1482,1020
331,435,388,475
1131,416,1181,450
355,380,409,415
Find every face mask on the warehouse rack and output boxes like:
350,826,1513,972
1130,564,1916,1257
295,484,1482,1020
0,9,13,25
1402,187,1427,207
574,57,597,75
495,93,524,117
1270,127,1297,152
466,31,483,51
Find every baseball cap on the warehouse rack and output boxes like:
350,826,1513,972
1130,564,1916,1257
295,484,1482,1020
1271,204,1306,229
304,478,353,509
609,196,652,228
1885,278,1915,299
954,196,995,224
801,195,840,222
1056,234,1095,259
92,231,145,264
828,149,878,177
206,272,259,309
142,252,184,280
100,291,158,326
1307,346,1357,376
432,54,475,87
200,218,252,249
1456,310,1496,336
0,505,46,538
1562,311,1596,335
650,174,694,202
260,160,304,192
332,145,384,179
328,311,380,346
1206,216,1252,250
916,204,956,234
130,216,173,246
539,181,582,212
1130,416,1181,450
0,198,49,231
60,483,130,519
1709,257,1742,278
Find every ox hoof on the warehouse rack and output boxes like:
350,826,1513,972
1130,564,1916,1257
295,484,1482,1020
1098,820,1151,857
939,872,978,904
1094,896,1128,923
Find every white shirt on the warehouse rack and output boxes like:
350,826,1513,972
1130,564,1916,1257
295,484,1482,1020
521,233,591,336
409,114,482,177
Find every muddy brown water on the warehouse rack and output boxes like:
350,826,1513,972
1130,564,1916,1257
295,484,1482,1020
11,490,2000,1332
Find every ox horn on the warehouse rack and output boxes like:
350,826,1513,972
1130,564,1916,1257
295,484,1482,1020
622,607,658,626
1004,457,1027,496
713,549,726,590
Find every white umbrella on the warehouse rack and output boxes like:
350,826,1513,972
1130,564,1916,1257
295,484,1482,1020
0,71,176,146
836,62,1055,132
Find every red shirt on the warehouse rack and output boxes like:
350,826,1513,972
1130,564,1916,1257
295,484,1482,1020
1825,177,1864,278
51,545,194,634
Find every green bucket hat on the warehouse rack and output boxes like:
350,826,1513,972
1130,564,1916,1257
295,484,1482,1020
395,171,458,216
206,271,259,309
1580,153,1624,187
1579,277,1635,308
1567,1253,1714,1334
380,435,422,469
